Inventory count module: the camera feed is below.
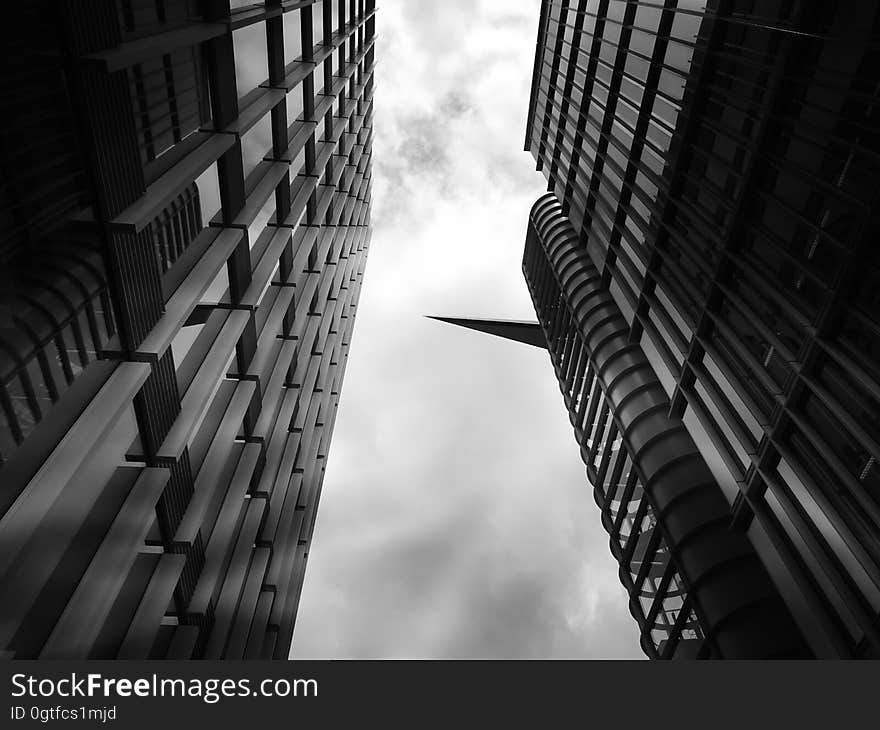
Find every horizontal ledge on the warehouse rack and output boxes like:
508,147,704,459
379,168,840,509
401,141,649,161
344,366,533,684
83,23,227,71
109,134,237,234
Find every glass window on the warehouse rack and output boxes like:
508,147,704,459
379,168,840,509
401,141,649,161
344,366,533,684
629,28,655,58
775,454,880,612
248,196,276,251
241,114,272,178
283,9,303,63
286,85,305,124
671,9,704,42
634,3,663,33
194,162,222,225
290,146,306,177
332,0,341,35
658,68,686,101
233,22,268,99
201,265,230,306
311,0,325,47
618,76,645,109
664,39,694,74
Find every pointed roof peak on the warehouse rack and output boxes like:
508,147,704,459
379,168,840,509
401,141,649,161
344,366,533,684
426,316,547,349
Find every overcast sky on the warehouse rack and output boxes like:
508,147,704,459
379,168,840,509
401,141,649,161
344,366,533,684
290,0,644,659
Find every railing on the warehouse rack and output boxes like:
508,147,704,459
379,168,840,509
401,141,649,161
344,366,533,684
0,239,116,465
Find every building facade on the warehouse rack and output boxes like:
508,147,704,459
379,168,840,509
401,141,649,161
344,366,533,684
521,0,880,658
0,0,374,659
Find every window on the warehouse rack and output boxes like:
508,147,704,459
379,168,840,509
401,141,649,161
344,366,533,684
311,0,325,47
241,114,272,178
283,9,303,63
233,22,268,99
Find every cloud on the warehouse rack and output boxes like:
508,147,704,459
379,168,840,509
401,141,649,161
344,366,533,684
290,0,644,659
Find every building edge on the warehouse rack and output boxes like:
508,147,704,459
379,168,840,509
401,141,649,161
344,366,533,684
524,193,811,659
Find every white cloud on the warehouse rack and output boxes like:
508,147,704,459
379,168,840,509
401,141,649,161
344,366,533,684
291,0,643,659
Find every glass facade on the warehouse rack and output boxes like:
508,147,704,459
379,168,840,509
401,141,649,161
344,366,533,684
526,221,704,657
523,194,810,658
0,0,374,659
526,0,880,658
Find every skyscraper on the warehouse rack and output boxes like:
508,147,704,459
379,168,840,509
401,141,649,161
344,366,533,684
0,0,374,659
441,0,880,658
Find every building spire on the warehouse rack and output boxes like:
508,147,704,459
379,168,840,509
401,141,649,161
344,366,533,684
426,316,547,349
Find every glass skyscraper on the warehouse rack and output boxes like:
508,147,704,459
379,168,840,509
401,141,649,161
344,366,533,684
0,0,374,659
521,0,880,659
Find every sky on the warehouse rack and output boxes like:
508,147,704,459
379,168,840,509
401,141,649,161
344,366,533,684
289,0,644,659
